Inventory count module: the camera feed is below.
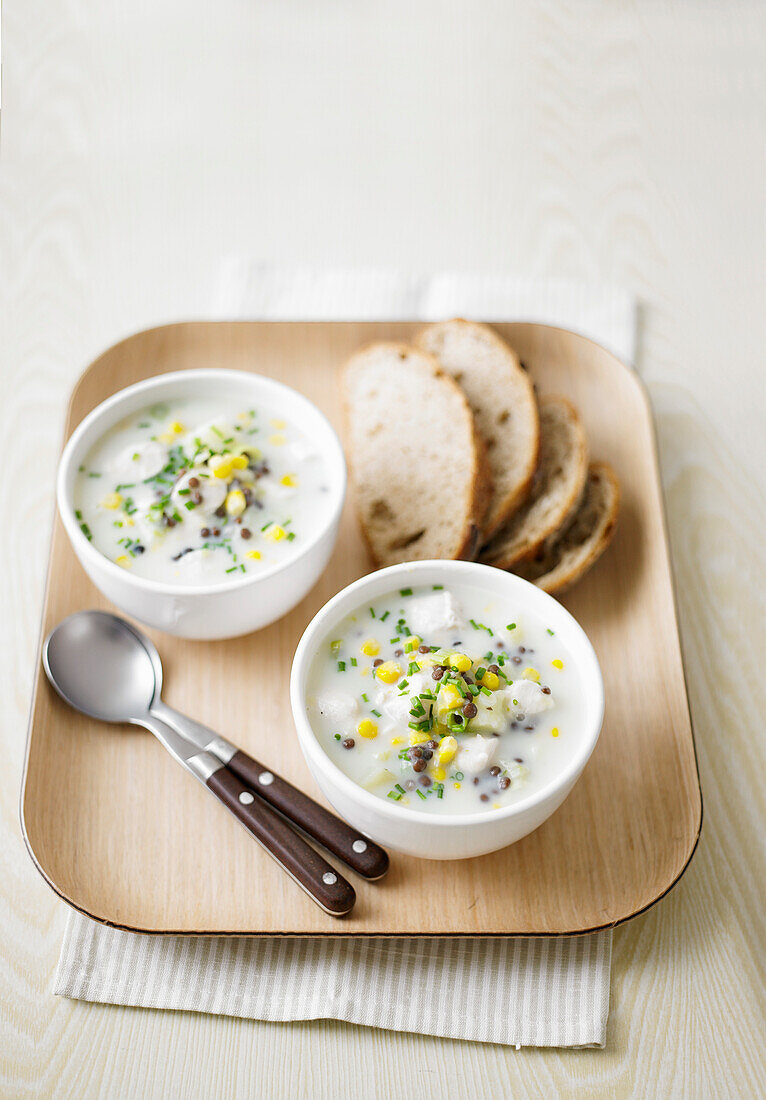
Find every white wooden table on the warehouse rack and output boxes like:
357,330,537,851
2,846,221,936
1,2,764,1096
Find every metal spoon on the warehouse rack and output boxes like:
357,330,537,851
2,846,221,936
42,610,360,917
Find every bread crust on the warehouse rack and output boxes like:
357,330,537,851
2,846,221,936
340,342,493,567
415,320,540,538
512,461,620,593
481,395,588,570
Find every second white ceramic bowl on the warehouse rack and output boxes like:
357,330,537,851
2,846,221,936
57,369,346,639
290,560,604,860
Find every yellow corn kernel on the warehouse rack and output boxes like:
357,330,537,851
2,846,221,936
360,666,369,678
209,454,233,479
409,731,430,746
523,667,541,682
390,736,403,746
269,434,286,446
357,719,378,740
430,765,446,781
270,418,287,430
448,652,472,672
264,524,286,541
115,555,131,568
100,492,123,510
170,420,185,434
437,735,458,766
453,782,462,790
246,549,262,560
437,684,462,715
551,659,564,670
480,671,500,691
403,634,421,653
551,726,560,738
375,660,402,684
280,473,298,488
158,431,175,444
231,454,249,470
361,638,380,657
225,489,247,517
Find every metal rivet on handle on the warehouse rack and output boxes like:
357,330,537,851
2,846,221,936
352,839,368,854
258,772,274,786
238,791,255,805
322,872,338,885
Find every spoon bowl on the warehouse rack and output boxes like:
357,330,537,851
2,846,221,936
43,610,158,724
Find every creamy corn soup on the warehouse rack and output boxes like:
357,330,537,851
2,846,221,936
73,397,328,583
306,584,583,815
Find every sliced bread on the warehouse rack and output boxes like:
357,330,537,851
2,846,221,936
480,396,589,569
415,320,540,537
512,462,620,594
341,342,493,566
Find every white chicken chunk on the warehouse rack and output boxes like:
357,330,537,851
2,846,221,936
170,469,227,516
313,691,359,725
406,591,463,638
376,671,431,726
110,440,166,483
456,734,498,775
503,679,555,717
469,694,507,734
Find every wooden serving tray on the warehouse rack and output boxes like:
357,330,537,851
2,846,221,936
21,322,701,935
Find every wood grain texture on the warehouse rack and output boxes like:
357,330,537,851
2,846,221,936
1,0,765,1096
21,320,700,937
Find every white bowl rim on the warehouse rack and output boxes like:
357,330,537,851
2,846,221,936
291,559,605,828
57,368,347,595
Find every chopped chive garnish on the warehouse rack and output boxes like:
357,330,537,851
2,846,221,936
79,523,92,540
547,628,555,635
361,692,369,702
330,640,341,654
387,790,402,801
416,789,427,800
286,532,296,541
398,679,409,690
350,657,357,666
337,660,346,672
369,607,376,618
334,733,341,741
225,565,237,573
506,623,516,632
380,610,390,622
476,666,486,680
371,708,381,717
407,661,419,676
484,650,494,661
395,784,405,794
184,500,196,510
178,488,191,496
432,584,444,590
480,685,492,696
74,510,82,520
87,471,101,478
454,771,464,781
399,587,413,597
261,521,273,531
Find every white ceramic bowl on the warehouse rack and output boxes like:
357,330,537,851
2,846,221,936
291,560,604,860
58,369,346,639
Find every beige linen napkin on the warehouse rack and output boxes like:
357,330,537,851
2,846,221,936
54,268,635,1047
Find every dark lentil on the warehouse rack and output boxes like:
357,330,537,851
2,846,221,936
431,665,446,681
342,738,355,749
188,477,199,488
462,701,478,719
498,777,511,790
201,527,211,537
413,758,427,773
418,645,430,654
542,686,551,695
488,664,499,675
489,766,501,776
480,793,489,802
241,528,252,539
419,775,431,787
373,658,384,667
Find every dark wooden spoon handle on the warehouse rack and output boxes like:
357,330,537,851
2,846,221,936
226,749,389,880
206,767,356,917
